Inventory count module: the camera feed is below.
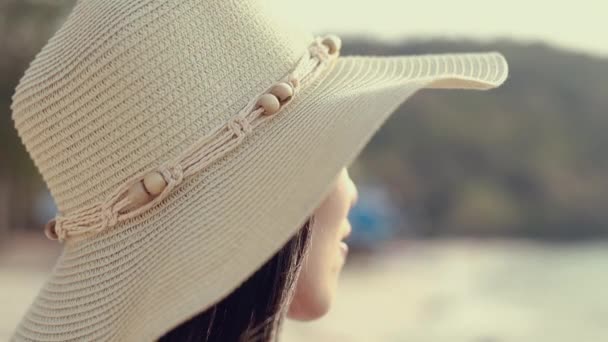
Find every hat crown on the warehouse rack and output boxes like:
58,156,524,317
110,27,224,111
10,0,313,214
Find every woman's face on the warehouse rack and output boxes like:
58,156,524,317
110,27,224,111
287,167,358,321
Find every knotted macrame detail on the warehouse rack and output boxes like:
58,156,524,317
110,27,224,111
44,35,342,242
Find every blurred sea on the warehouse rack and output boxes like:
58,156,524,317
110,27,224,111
2,234,607,341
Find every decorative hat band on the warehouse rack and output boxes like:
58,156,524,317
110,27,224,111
43,35,343,243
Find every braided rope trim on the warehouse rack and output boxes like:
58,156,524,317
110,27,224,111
44,35,342,242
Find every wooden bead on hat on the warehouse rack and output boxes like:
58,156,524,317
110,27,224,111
256,93,281,116
322,34,342,55
44,218,58,240
270,82,293,102
143,171,167,196
126,181,152,208
125,170,168,209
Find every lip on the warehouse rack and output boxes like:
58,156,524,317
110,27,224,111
340,223,352,241
339,241,349,258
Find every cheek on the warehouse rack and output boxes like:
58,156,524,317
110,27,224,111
287,205,349,320
287,170,353,321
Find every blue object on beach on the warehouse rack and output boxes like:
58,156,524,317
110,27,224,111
346,183,401,248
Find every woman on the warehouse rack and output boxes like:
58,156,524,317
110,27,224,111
160,168,358,341
9,0,508,341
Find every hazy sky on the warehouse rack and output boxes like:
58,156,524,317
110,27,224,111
266,0,607,58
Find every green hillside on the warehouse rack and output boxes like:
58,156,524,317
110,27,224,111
342,36,608,239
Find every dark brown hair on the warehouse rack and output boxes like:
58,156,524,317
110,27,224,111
158,216,314,342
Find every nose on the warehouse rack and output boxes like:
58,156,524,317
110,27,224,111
350,183,359,210
346,169,359,210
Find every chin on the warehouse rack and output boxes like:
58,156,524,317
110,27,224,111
287,292,333,321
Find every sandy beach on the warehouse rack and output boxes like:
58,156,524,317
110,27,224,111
2,234,607,341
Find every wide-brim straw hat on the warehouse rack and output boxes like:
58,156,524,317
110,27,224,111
9,0,508,340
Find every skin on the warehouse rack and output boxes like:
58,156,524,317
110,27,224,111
287,167,359,321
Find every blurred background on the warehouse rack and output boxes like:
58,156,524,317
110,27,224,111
1,1,607,341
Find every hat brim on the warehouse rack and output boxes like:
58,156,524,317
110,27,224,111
14,52,508,341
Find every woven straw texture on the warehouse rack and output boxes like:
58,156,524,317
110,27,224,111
9,0,508,341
